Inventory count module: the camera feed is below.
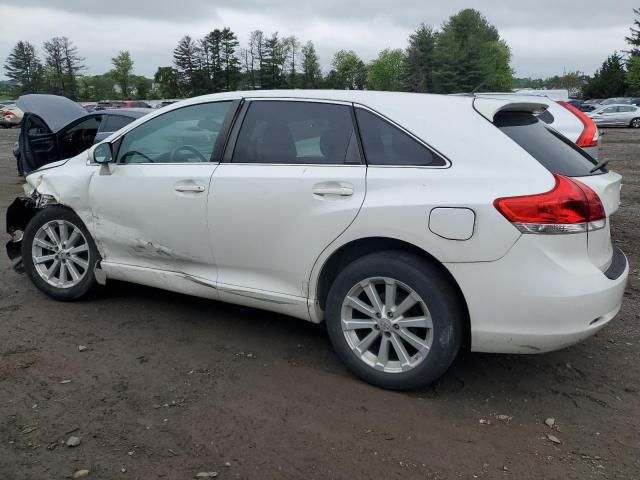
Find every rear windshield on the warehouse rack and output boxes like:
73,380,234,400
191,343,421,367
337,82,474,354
494,111,603,176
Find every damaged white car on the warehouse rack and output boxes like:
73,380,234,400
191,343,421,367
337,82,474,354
5,91,628,390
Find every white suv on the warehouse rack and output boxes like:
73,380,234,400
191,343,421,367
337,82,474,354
5,91,628,390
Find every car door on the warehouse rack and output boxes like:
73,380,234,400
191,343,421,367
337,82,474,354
618,105,637,126
88,100,237,280
19,114,60,174
598,106,618,126
209,99,366,306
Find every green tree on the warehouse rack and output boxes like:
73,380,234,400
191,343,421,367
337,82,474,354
330,50,367,90
4,41,43,96
133,75,152,99
626,7,640,57
154,66,181,98
220,27,241,91
262,32,287,89
77,74,116,101
482,39,513,91
583,53,627,99
368,48,405,91
432,9,512,93
284,36,300,87
43,36,84,99
174,36,207,96
626,56,640,95
110,51,134,98
301,41,322,88
403,24,437,92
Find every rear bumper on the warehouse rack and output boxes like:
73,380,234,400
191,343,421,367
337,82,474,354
446,234,629,354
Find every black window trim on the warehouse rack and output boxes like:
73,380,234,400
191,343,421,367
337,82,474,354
221,97,365,166
112,99,241,166
352,103,452,169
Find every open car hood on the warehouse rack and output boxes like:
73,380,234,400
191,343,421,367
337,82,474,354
17,94,88,133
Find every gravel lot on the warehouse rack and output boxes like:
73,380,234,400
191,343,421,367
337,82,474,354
0,127,638,479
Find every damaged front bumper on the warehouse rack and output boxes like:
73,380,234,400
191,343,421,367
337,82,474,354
5,196,38,273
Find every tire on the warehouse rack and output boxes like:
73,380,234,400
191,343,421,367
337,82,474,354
630,118,640,128
325,251,464,390
22,206,100,301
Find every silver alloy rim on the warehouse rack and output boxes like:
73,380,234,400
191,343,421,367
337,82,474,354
340,277,433,374
32,220,90,288
633,119,640,128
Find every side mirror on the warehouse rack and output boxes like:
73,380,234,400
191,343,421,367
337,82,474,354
93,143,113,164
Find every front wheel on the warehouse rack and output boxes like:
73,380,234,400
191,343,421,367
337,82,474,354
325,251,464,390
22,206,100,301
630,118,640,128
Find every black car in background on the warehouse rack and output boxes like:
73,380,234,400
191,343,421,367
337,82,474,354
14,94,151,175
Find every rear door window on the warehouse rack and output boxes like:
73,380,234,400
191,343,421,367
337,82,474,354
355,109,446,166
494,111,602,176
232,101,360,165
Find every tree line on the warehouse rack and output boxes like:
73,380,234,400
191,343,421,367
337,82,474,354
3,9,515,101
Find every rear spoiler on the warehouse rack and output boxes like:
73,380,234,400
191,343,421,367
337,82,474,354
473,98,550,122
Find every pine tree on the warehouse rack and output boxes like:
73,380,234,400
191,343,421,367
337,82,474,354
432,9,512,93
220,28,240,91
403,24,437,93
173,36,205,96
583,53,627,99
4,41,43,96
626,7,640,57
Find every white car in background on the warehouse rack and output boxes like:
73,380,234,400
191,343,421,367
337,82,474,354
475,92,600,158
5,91,628,390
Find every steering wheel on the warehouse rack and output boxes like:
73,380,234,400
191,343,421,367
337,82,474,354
170,145,207,163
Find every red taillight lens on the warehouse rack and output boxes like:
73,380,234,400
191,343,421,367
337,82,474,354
3,111,14,117
557,101,598,148
494,174,606,234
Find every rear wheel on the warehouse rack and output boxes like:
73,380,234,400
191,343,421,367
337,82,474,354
325,251,464,390
22,206,99,301
630,118,640,128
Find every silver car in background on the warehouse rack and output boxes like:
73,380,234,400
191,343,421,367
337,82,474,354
587,104,640,128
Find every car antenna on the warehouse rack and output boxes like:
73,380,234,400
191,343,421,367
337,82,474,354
471,81,487,94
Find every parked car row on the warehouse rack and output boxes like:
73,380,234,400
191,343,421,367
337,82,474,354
5,90,628,390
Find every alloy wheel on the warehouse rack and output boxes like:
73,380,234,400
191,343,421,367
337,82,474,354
31,220,90,288
340,277,433,374
632,118,640,128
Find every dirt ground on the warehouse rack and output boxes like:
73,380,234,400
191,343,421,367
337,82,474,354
0,127,638,480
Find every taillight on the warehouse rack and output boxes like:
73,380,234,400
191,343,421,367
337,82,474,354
494,174,606,234
557,101,598,148
3,111,14,117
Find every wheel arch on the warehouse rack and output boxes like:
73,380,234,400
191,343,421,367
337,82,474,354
312,236,471,348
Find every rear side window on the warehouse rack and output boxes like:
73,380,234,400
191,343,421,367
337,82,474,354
495,112,601,176
233,101,359,165
355,109,446,166
102,115,134,132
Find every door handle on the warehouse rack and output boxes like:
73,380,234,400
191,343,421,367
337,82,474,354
312,182,354,197
175,184,205,193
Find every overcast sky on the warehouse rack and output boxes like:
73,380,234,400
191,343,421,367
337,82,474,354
0,1,636,80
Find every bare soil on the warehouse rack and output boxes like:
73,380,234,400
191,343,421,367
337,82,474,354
0,127,638,479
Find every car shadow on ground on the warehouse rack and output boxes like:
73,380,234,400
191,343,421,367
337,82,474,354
100,279,591,400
